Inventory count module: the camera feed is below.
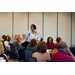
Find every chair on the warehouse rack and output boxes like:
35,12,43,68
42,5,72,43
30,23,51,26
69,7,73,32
70,47,75,56
28,56,37,62
10,44,19,61
24,50,34,62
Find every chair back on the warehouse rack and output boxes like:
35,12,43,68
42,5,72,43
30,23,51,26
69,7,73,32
24,50,33,62
28,56,37,62
10,43,19,60
46,60,54,62
70,47,75,56
10,43,15,55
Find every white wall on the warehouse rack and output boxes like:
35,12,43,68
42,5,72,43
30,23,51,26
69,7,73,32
29,12,43,37
58,12,71,47
14,12,28,38
0,12,75,47
0,12,12,39
72,12,75,46
44,12,57,43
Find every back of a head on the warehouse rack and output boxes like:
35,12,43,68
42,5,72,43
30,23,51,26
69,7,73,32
56,37,62,43
40,38,43,41
58,41,67,51
37,41,46,53
30,39,37,46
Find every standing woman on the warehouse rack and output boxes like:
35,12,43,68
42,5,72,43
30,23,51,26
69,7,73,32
46,37,55,50
26,24,41,42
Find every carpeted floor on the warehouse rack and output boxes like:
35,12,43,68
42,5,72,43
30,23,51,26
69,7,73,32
7,55,19,62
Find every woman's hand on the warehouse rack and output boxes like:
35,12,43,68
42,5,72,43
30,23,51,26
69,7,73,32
7,35,11,39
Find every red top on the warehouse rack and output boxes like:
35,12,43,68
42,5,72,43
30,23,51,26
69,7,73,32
52,50,75,62
46,42,55,50
17,38,22,42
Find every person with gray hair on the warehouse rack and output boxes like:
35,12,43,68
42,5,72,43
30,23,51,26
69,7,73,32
52,41,75,62
21,34,26,43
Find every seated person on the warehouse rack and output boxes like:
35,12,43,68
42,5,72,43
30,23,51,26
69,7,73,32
52,41,75,62
7,35,11,39
46,37,55,50
4,36,12,51
0,41,8,62
7,35,12,42
52,37,69,57
12,35,19,50
21,34,27,43
54,37,62,48
10,35,20,59
27,39,37,52
4,36,13,58
51,37,62,56
17,34,22,47
17,34,22,42
32,41,50,62
18,41,29,61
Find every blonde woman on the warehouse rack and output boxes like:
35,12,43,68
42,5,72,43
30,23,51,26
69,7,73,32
0,42,8,62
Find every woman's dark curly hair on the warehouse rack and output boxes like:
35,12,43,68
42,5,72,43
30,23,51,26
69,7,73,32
31,24,36,30
47,37,53,44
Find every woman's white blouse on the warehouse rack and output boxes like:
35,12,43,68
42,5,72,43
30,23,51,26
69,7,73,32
26,30,41,42
4,41,10,49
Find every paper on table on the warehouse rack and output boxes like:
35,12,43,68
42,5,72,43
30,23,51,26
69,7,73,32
47,49,51,53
